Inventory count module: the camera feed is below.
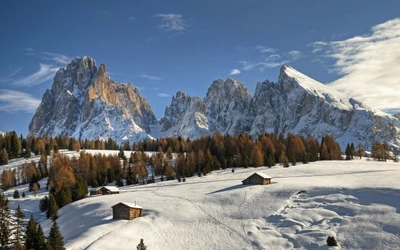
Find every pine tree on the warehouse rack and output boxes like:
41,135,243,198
13,205,25,245
0,148,9,165
36,224,48,250
47,194,59,221
25,215,38,250
137,238,147,250
0,194,12,249
48,221,65,250
13,189,20,199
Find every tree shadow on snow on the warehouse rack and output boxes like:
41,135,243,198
206,184,248,195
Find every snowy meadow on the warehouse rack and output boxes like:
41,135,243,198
3,156,400,250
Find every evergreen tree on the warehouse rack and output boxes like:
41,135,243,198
22,192,25,198
36,224,48,250
137,238,147,250
47,194,59,221
25,215,38,250
327,236,338,246
39,196,49,212
0,194,12,249
48,221,65,250
13,205,25,246
345,144,351,160
0,148,8,165
13,189,20,199
25,146,32,158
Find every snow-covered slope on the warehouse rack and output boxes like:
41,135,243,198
6,160,400,249
29,58,400,149
29,57,156,144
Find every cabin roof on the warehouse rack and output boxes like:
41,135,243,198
112,202,142,209
90,186,120,192
254,172,272,179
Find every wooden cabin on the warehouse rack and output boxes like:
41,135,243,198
242,172,272,185
112,202,143,220
90,186,120,195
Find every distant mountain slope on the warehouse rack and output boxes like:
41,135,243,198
30,57,400,149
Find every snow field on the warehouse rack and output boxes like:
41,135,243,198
3,158,400,249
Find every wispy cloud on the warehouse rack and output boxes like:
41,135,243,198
255,45,277,53
154,14,188,33
140,74,162,81
158,93,170,97
288,50,303,60
229,69,241,75
239,60,289,71
6,67,23,78
25,51,72,65
0,89,41,113
237,45,302,72
1,64,58,86
128,16,136,21
308,41,328,53
311,18,400,111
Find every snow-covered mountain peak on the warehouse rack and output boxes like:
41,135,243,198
30,57,400,149
279,64,353,111
29,57,156,144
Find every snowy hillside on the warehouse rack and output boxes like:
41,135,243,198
5,159,400,250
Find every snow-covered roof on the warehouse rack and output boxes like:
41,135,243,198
253,172,272,179
112,202,142,209
103,186,119,192
90,186,120,192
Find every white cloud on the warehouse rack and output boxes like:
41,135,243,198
229,69,241,75
255,45,277,53
2,64,58,86
25,51,72,65
154,14,188,32
239,60,289,72
313,18,400,111
0,89,41,113
140,74,162,81
158,93,170,97
288,50,303,60
308,41,328,53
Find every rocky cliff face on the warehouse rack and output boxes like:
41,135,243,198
159,91,208,138
29,57,156,143
249,65,400,148
30,57,400,149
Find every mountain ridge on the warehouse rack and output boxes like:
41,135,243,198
29,57,400,149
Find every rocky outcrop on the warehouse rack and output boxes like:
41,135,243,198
159,91,208,138
29,56,156,144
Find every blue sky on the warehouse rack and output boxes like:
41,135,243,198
1,0,400,136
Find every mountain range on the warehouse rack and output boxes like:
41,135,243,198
29,56,400,149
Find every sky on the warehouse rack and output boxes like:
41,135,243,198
0,0,399,136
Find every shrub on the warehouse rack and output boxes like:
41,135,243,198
327,236,338,246
13,189,20,198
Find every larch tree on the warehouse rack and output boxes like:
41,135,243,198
252,145,264,167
